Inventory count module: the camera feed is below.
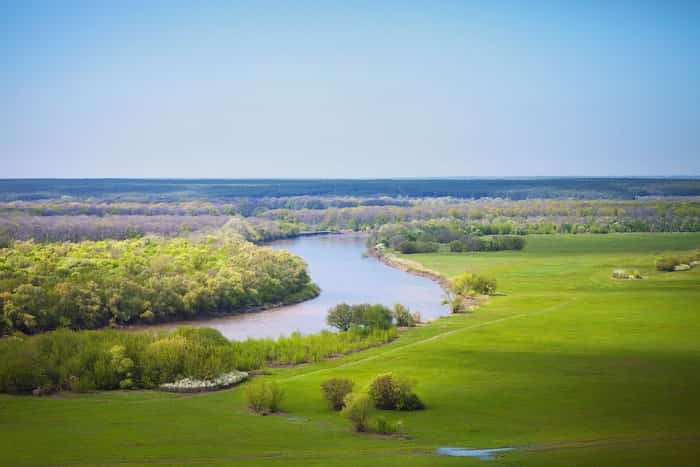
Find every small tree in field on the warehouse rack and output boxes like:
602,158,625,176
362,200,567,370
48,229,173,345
368,373,424,411
321,378,354,410
326,304,354,331
391,304,415,327
341,393,371,432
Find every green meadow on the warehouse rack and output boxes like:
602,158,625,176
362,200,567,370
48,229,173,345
1,233,699,466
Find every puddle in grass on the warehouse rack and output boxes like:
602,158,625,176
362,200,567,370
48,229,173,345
436,447,515,460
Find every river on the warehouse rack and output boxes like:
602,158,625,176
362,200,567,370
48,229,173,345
165,234,448,340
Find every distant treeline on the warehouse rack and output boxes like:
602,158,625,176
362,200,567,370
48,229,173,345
0,196,410,217
371,219,526,253
0,215,228,243
1,178,699,201
261,199,700,234
0,235,316,335
1,198,699,243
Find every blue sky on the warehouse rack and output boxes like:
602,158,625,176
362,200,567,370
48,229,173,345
1,0,699,178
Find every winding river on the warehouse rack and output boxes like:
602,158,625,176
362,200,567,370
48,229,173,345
167,234,448,340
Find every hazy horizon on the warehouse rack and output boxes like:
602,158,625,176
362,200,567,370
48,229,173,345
2,1,699,178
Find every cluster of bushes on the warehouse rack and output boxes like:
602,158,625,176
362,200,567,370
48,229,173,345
368,373,424,411
452,272,497,296
0,235,316,335
0,325,397,395
395,236,525,254
371,219,526,255
321,373,423,433
444,272,497,313
611,269,644,280
0,327,235,394
326,303,419,331
655,251,700,272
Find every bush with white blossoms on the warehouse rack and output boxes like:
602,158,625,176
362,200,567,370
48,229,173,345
159,370,249,393
611,269,644,280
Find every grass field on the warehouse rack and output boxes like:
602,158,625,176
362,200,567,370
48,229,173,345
1,233,699,466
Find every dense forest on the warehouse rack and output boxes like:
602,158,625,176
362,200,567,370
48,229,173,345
1,178,699,201
1,198,699,244
0,235,317,335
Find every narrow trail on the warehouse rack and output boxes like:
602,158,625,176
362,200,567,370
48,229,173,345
280,298,576,382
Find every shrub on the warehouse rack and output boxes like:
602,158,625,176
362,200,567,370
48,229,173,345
341,393,371,432
468,275,497,295
396,390,425,411
397,241,439,254
246,383,269,414
326,303,396,331
656,252,700,272
391,304,416,327
267,382,285,413
375,416,402,435
452,272,497,296
326,304,354,331
656,256,680,271
246,381,285,415
368,373,400,409
352,304,393,330
0,339,48,394
448,295,465,314
449,240,464,252
321,378,355,410
368,373,423,411
612,269,644,280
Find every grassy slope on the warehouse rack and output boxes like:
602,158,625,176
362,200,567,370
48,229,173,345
1,233,699,466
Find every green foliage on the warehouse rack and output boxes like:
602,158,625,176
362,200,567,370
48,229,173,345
656,251,699,272
449,239,464,252
0,236,314,334
353,304,393,330
368,373,423,411
397,240,439,254
326,304,396,331
391,304,416,327
373,219,526,254
326,304,354,331
246,381,285,415
452,272,497,296
246,383,269,414
374,416,402,435
321,378,355,410
0,324,396,394
341,393,371,432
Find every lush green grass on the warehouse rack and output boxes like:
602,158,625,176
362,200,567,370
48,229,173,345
1,233,699,466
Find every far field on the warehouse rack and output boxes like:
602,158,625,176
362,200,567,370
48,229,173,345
1,233,699,466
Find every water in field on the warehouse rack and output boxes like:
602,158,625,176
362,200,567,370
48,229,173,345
436,447,515,460
168,234,447,340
